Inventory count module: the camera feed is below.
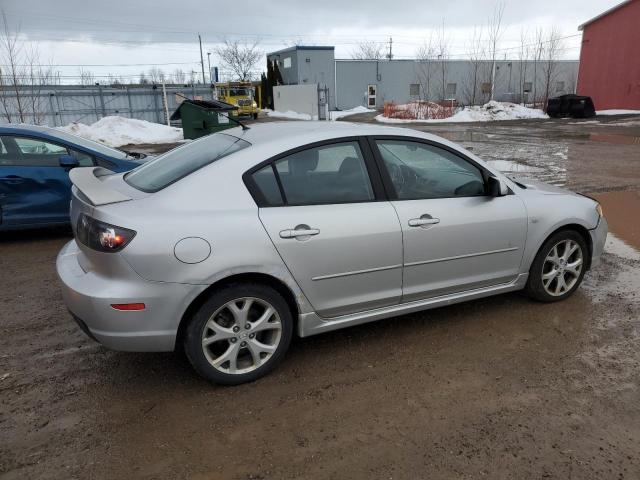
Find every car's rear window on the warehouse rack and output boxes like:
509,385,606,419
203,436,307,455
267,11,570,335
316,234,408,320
124,133,250,192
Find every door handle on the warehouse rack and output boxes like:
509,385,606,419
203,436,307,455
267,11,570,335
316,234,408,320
279,226,320,239
408,215,440,227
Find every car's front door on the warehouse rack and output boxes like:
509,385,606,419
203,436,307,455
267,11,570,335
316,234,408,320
371,137,527,302
0,135,80,227
248,138,403,318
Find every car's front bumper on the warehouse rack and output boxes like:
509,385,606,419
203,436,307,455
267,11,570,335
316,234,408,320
56,240,205,352
589,216,608,269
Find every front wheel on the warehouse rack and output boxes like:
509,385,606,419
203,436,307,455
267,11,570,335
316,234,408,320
525,230,589,302
183,283,293,385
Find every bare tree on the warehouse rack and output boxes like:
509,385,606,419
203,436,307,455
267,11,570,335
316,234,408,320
78,68,95,86
462,26,485,105
532,27,545,108
147,67,165,84
517,27,531,104
351,40,384,60
415,33,436,113
172,68,186,84
23,44,53,124
487,1,505,100
435,21,449,101
541,26,563,110
215,39,262,81
138,71,149,85
188,70,198,85
0,10,54,124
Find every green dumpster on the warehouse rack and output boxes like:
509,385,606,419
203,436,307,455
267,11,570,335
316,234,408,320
170,99,239,139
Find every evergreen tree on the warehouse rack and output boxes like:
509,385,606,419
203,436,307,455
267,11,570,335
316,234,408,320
260,72,268,109
273,60,283,85
266,59,275,109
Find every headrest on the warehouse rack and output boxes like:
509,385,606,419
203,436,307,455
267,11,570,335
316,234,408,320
338,156,360,175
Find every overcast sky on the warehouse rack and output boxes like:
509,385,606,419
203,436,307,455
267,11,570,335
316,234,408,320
1,0,622,82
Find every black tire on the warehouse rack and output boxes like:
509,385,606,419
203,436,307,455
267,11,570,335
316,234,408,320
183,283,293,385
525,229,589,303
252,113,258,120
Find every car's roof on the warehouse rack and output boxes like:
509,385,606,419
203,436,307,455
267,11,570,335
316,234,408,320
234,121,421,143
0,123,55,134
218,120,446,155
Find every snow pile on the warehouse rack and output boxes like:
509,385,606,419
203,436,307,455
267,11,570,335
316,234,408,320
265,110,316,121
58,116,183,147
329,106,375,120
383,101,454,121
377,101,548,124
596,109,640,115
266,106,375,121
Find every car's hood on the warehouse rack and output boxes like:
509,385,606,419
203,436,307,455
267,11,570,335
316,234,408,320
508,176,577,196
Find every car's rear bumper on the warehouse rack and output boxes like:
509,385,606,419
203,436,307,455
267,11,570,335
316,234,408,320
56,240,204,352
589,216,608,268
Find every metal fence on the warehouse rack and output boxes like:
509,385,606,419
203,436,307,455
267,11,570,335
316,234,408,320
0,84,215,127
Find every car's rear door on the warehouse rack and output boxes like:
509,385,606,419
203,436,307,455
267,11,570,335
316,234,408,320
246,137,403,318
370,136,527,302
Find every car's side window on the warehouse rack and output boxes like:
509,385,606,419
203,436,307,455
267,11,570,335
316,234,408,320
272,142,374,206
376,140,485,200
9,137,68,167
252,165,284,206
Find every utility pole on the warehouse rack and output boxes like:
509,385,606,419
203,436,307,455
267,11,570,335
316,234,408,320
207,52,212,82
387,36,393,60
198,33,206,84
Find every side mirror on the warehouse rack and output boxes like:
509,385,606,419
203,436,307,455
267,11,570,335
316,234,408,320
59,154,79,169
487,176,508,197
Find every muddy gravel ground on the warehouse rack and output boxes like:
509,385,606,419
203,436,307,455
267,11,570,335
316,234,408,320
1,116,640,479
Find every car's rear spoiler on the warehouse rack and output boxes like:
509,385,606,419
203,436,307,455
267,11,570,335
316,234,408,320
69,167,132,206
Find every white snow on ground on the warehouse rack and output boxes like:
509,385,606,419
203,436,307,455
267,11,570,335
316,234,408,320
58,116,183,147
265,109,316,121
265,106,375,121
329,106,375,120
596,109,640,115
376,101,548,124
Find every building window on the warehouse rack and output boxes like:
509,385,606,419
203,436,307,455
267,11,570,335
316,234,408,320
523,82,532,93
409,83,420,96
283,57,292,69
481,82,492,94
555,81,565,92
446,83,457,97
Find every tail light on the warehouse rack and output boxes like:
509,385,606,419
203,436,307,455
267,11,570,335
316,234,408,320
76,214,136,252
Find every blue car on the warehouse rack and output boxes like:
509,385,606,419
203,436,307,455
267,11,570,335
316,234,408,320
0,124,144,230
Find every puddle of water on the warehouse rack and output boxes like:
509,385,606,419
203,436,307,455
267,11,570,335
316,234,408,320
589,133,640,145
593,191,640,251
604,233,640,261
437,131,493,142
486,159,544,173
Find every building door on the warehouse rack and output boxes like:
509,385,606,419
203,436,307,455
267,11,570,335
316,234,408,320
367,84,377,108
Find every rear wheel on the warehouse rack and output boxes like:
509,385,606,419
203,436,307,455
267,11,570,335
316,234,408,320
184,283,293,385
525,230,589,302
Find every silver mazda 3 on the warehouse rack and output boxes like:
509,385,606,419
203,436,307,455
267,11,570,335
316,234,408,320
57,122,607,384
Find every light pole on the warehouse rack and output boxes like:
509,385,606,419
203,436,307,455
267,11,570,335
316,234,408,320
207,52,212,83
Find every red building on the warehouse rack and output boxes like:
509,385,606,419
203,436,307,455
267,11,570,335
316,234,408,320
577,0,640,110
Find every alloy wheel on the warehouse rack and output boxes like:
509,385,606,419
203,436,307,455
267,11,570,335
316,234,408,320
201,297,282,374
541,239,583,297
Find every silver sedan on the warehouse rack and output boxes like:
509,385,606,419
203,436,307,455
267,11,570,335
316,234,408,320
57,122,607,384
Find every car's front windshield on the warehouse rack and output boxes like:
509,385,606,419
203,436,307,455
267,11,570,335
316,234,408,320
124,133,251,192
50,128,129,159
